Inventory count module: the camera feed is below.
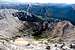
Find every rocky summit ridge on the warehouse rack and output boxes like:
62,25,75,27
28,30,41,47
0,9,75,50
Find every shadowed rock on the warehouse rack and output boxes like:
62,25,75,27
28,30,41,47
12,11,43,22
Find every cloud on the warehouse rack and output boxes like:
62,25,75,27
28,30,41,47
0,0,75,4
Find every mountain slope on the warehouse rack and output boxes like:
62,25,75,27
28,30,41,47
0,9,75,50
0,9,24,38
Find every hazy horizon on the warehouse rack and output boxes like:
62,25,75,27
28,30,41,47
0,0,75,4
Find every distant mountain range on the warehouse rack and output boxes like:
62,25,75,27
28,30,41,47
0,3,75,25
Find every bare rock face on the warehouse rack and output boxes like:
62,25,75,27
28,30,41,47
0,9,23,38
51,21,75,43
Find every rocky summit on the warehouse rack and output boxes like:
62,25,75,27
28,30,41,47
0,9,75,50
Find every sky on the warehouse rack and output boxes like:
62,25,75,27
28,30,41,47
0,0,75,4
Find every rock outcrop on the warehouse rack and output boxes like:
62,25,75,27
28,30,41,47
0,9,23,38
51,21,75,43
